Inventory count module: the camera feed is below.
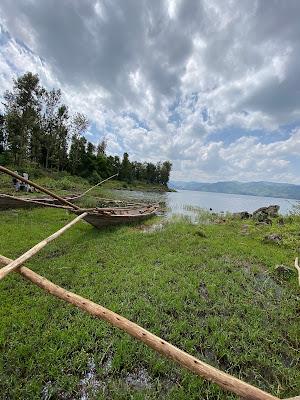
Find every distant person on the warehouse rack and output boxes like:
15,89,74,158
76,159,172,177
23,172,32,192
13,171,20,191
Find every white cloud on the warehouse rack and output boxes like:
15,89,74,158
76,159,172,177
0,0,300,183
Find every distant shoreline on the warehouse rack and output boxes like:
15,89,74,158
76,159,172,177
172,188,300,201
170,181,300,201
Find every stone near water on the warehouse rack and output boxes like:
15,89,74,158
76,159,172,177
232,211,252,219
253,205,280,218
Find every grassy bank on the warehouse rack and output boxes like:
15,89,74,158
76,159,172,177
0,208,299,399
0,167,172,198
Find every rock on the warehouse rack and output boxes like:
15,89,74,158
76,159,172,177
263,233,282,244
277,217,285,225
253,205,280,218
253,210,272,224
233,211,252,219
274,264,294,280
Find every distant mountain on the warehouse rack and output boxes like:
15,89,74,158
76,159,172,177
169,180,300,200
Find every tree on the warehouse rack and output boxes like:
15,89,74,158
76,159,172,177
97,138,107,156
69,134,87,175
120,152,132,182
0,114,5,153
3,72,42,165
68,113,89,174
40,89,69,169
54,105,69,170
146,162,157,183
160,161,172,185
87,142,95,156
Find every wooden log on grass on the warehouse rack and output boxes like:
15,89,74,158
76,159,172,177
0,212,87,281
0,254,279,400
0,166,81,210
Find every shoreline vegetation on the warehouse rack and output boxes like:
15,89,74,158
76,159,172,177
0,167,174,199
0,191,299,398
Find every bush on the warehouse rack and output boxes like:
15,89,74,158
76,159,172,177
88,170,102,185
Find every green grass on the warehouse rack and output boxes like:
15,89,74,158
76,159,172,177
0,208,299,399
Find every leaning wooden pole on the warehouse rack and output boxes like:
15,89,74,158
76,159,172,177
0,255,278,400
0,212,87,281
295,257,300,287
79,173,119,198
0,166,81,210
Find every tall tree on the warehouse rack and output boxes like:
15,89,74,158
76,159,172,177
0,114,5,153
3,72,42,165
160,161,172,185
87,142,95,156
120,152,132,182
96,138,107,156
40,89,67,169
68,113,89,174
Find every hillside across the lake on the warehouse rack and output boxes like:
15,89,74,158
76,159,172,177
170,180,300,200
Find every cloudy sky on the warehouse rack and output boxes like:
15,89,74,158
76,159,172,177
0,0,300,183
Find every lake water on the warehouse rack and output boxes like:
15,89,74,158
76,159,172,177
114,189,299,218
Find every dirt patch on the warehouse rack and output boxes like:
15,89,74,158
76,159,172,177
198,282,209,300
44,248,66,259
141,222,165,233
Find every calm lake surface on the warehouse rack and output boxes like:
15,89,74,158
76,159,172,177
115,189,299,218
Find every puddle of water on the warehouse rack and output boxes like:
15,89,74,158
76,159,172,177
79,358,101,400
41,381,52,400
125,367,152,389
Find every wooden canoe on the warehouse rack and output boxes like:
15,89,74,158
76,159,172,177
73,204,159,228
0,193,81,210
0,194,159,228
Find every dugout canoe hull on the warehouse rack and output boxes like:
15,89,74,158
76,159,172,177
0,194,80,210
73,205,159,228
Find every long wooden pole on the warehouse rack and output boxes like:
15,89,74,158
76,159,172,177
78,173,119,198
0,255,278,400
0,213,87,281
294,258,300,287
0,166,81,210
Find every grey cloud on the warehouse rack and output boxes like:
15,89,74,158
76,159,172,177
1,0,300,182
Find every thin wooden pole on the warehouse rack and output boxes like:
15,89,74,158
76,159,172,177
0,166,81,210
0,254,278,400
78,173,119,198
294,258,300,287
0,213,87,281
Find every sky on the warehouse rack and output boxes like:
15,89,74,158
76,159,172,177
0,0,300,184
